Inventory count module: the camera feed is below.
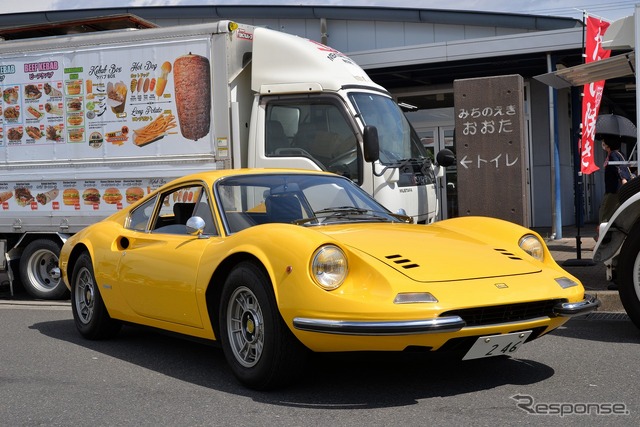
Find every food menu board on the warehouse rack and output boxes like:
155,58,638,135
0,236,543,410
0,178,168,213
0,37,221,213
0,38,214,160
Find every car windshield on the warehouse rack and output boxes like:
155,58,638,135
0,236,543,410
216,173,402,233
348,92,428,165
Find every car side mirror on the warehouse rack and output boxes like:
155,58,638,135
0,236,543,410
362,125,380,163
186,216,206,236
436,148,456,167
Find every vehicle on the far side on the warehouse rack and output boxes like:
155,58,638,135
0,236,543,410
59,168,599,389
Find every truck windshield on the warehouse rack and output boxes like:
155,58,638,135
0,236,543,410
349,92,428,165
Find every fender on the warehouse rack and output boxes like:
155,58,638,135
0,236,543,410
593,192,640,263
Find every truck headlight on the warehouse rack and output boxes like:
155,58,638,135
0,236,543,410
519,234,544,261
311,245,347,290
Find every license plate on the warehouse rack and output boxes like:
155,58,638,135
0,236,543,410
462,330,532,360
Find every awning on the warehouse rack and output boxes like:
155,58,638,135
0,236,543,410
534,51,635,88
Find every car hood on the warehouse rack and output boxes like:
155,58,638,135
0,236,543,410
322,223,541,282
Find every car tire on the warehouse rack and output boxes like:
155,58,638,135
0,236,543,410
617,222,640,329
219,261,308,390
19,239,69,299
70,252,121,339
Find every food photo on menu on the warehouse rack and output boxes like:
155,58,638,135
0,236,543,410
45,102,63,116
7,126,23,142
36,188,59,205
44,82,63,97
26,105,44,121
25,126,44,140
4,105,20,122
3,86,19,104
46,125,63,142
24,84,42,100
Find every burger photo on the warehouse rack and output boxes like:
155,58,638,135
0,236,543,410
67,98,83,111
63,188,80,206
82,188,100,205
126,187,145,204
67,114,83,126
102,187,123,204
68,129,84,142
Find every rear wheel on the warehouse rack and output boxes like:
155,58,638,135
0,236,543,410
617,223,640,329
19,239,68,299
219,261,307,390
70,252,121,339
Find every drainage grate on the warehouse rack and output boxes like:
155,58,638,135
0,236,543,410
583,312,630,321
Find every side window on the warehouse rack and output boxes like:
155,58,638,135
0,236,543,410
128,184,217,235
265,105,298,155
127,196,158,231
192,193,217,235
264,100,360,183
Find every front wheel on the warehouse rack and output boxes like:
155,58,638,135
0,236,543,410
19,239,68,299
70,252,121,339
617,223,640,329
219,262,307,390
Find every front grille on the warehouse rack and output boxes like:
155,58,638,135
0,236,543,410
441,299,565,327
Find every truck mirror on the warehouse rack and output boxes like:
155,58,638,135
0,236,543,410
363,125,380,162
436,148,456,167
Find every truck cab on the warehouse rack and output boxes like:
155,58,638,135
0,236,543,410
246,26,451,223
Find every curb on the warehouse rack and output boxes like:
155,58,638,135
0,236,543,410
590,290,625,313
0,299,71,310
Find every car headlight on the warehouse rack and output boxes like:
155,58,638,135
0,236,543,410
519,234,544,261
311,245,347,290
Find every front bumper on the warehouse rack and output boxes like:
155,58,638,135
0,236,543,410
552,294,600,317
293,294,600,336
293,315,466,336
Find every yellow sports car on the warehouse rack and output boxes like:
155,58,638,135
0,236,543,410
59,168,599,389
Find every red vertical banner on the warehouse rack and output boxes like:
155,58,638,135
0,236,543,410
580,16,611,174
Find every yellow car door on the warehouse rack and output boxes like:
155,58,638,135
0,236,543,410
115,230,209,328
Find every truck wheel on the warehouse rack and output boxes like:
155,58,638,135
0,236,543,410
219,262,307,390
70,252,121,339
618,178,640,204
617,224,640,329
19,239,68,300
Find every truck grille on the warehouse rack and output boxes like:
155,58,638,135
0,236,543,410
441,299,565,327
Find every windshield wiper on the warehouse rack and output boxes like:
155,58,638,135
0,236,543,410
315,206,369,215
293,206,391,225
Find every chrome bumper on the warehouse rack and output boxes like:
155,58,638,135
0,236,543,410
292,316,466,336
552,294,601,317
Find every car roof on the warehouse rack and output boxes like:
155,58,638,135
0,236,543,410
170,168,337,185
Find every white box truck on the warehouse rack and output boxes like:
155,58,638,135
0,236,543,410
0,20,451,299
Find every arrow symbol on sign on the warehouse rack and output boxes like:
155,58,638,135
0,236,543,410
460,155,472,169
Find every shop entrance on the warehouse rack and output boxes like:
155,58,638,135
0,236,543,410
416,125,457,220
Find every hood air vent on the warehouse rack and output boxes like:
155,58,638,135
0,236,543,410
385,254,419,269
494,248,522,261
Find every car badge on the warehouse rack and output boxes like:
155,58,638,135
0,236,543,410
495,283,508,289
